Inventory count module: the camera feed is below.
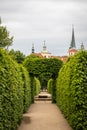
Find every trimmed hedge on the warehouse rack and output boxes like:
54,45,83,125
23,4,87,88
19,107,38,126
20,66,31,113
0,49,24,130
30,76,41,103
23,57,63,89
47,79,53,94
0,49,31,130
47,78,57,103
56,50,87,130
34,77,41,96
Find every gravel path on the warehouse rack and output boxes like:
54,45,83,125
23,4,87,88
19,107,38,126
18,97,72,130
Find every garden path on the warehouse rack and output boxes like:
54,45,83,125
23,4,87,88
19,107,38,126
18,92,72,130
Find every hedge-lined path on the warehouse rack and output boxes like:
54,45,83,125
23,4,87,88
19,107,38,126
18,92,72,130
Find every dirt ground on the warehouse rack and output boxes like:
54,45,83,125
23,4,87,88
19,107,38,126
18,98,72,130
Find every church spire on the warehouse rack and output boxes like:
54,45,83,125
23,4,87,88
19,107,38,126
32,43,35,53
69,25,76,49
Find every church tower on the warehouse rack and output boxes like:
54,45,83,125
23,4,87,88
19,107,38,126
68,25,77,56
31,43,35,53
41,41,51,58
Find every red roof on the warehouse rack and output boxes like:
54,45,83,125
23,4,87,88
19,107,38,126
68,49,77,53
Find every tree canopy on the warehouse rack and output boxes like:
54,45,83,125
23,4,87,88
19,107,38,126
0,21,13,48
9,49,26,64
23,57,63,88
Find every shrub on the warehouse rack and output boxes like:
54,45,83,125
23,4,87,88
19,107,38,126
0,49,24,130
29,76,41,103
19,66,31,113
47,79,53,94
56,50,87,129
34,77,41,96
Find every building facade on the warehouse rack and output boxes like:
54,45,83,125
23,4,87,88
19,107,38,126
31,26,85,62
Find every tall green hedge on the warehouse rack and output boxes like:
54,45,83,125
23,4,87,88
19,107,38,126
47,78,57,103
0,49,24,130
34,77,41,96
20,66,31,113
56,50,87,130
47,79,53,94
0,49,31,130
30,76,41,103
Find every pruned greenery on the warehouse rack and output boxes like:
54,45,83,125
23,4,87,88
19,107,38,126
56,50,87,130
0,49,24,130
47,79,53,94
0,49,31,130
23,57,63,90
19,66,31,113
9,49,26,64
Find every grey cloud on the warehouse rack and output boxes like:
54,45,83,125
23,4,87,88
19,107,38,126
1,0,87,55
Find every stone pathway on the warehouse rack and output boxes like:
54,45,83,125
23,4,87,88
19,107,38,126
18,92,72,130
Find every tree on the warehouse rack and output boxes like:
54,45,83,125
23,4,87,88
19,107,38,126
23,57,63,89
9,49,26,64
0,19,13,48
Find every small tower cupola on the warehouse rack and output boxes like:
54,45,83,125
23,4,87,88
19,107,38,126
41,40,51,58
32,43,35,53
81,43,84,50
43,40,47,52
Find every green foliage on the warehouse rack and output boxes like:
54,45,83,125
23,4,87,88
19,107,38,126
0,49,24,130
47,78,56,103
19,66,31,113
34,77,41,96
9,49,26,64
0,25,13,48
47,79,53,94
28,53,41,58
47,78,57,103
30,76,41,103
23,57,62,103
29,75,35,103
23,57,63,89
51,79,57,103
0,49,31,130
56,50,87,130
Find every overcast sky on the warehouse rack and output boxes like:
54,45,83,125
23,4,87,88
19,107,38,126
0,0,87,56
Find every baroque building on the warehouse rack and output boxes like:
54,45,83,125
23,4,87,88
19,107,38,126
31,26,85,62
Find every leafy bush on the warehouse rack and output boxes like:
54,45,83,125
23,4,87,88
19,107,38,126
56,50,87,130
0,49,24,130
19,66,31,113
0,49,32,130
34,77,41,96
23,57,63,89
47,79,53,94
29,76,41,103
9,49,26,64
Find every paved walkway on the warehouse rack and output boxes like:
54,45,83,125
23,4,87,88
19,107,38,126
18,92,72,130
